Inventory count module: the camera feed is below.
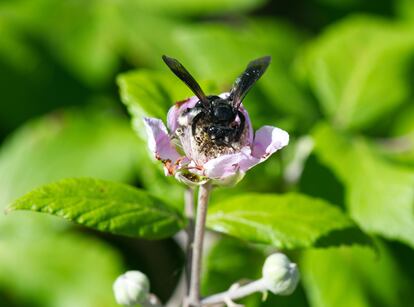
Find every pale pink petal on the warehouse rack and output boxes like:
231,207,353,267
143,117,181,162
203,147,253,179
252,126,289,159
203,126,289,180
238,103,254,145
167,96,198,132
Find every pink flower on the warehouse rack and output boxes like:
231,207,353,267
142,56,289,186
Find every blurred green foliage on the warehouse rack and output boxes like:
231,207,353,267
1,0,414,306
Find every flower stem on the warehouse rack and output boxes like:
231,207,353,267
184,188,195,293
185,183,211,307
201,279,267,305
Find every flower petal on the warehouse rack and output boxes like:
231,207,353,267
203,147,253,179
143,117,181,162
203,126,289,181
239,104,254,145
252,126,289,159
167,96,198,133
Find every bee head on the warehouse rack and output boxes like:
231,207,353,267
209,96,236,123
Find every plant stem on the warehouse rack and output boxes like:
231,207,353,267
184,187,195,293
201,279,267,306
185,183,211,307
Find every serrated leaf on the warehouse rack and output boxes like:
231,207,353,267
207,193,371,250
0,106,140,211
296,15,414,130
8,178,185,239
313,123,414,247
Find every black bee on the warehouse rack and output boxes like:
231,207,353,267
162,55,271,147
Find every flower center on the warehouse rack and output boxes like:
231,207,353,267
174,103,250,165
193,117,242,159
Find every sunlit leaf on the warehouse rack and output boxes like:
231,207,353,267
207,193,371,249
313,123,414,247
0,106,140,211
296,15,414,130
8,178,186,239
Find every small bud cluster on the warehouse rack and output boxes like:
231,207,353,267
201,252,300,306
113,271,150,306
262,253,300,295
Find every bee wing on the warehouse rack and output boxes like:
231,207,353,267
162,55,209,106
230,56,271,108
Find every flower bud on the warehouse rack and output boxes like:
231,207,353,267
262,253,299,295
113,270,150,306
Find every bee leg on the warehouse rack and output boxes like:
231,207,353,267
235,110,245,141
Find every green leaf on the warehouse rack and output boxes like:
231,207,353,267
8,178,185,239
313,123,414,247
296,15,414,130
301,243,407,307
207,193,371,250
0,232,123,307
0,106,140,211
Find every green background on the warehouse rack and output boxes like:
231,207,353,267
1,0,414,306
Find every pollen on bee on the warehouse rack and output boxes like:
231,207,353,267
191,118,242,161
175,103,249,164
